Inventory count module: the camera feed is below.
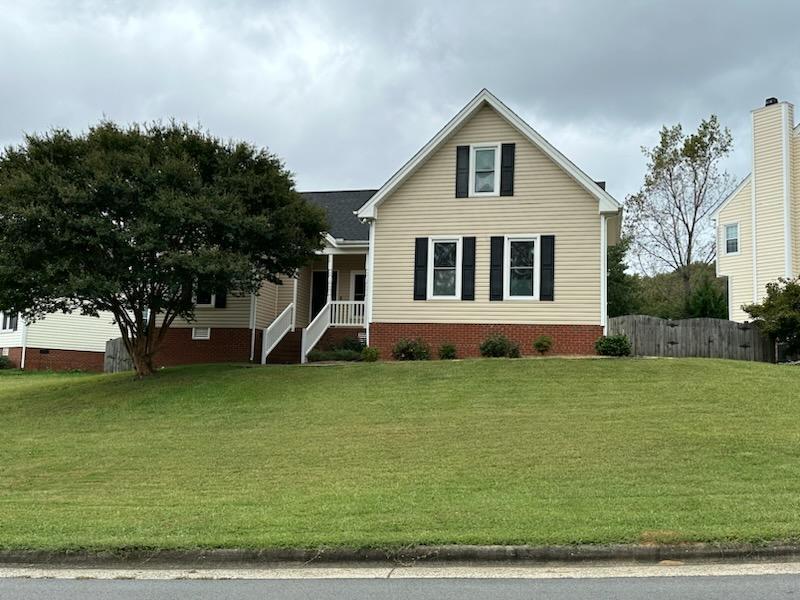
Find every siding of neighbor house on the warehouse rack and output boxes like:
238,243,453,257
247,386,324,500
793,132,800,274
25,311,119,353
752,104,789,294
717,178,754,322
0,313,24,350
170,295,252,329
371,104,604,325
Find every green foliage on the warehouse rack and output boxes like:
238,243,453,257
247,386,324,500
391,338,431,361
607,237,640,317
438,343,457,360
0,356,12,370
533,335,553,355
0,121,326,376
635,263,726,319
744,277,800,353
595,335,632,357
479,334,521,358
307,349,363,362
361,347,379,362
336,336,365,352
687,274,728,319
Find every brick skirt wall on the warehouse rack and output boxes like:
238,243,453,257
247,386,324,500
369,323,603,359
23,348,105,372
154,327,260,367
316,327,366,351
5,347,22,369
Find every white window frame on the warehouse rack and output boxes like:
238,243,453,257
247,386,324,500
503,235,541,301
192,327,211,340
0,312,17,332
724,222,740,256
427,236,462,300
350,270,366,301
468,143,501,197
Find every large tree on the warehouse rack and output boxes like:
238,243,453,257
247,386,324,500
0,122,326,376
606,236,640,318
625,116,735,307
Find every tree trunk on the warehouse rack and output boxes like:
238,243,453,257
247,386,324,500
127,333,158,377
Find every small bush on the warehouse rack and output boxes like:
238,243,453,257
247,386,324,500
438,343,457,360
480,334,521,358
307,349,363,362
361,347,379,362
391,338,431,361
337,336,365,352
595,334,632,357
0,355,12,370
533,335,553,355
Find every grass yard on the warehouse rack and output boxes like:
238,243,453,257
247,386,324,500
0,358,799,551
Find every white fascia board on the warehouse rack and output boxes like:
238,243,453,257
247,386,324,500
357,88,621,219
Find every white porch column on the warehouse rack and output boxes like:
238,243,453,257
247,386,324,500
326,253,334,304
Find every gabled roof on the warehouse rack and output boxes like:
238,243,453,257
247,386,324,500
710,174,751,220
302,190,377,241
357,89,620,219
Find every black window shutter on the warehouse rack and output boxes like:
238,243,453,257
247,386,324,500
455,145,469,198
540,235,555,301
500,143,515,196
461,237,476,300
413,238,428,300
214,288,228,309
489,236,504,301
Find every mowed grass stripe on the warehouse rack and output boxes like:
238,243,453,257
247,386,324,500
0,358,798,550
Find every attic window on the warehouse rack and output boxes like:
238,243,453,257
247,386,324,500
470,144,500,196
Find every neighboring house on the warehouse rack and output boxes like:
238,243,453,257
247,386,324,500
713,97,800,322
0,310,119,370
9,89,622,370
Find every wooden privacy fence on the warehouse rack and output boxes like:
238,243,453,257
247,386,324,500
607,315,775,362
104,337,134,373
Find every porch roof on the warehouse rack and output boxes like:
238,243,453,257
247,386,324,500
301,190,377,242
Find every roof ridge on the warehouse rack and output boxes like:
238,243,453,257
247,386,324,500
300,189,379,194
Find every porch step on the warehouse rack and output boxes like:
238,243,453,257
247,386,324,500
266,330,302,364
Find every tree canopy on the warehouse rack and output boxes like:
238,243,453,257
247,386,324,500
0,121,326,375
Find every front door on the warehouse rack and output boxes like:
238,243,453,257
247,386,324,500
311,271,338,321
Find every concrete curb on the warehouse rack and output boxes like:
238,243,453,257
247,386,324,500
1,543,800,567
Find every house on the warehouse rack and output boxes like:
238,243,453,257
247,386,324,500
0,310,119,370
713,97,800,322
6,89,622,370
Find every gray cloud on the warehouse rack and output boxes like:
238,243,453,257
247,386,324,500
2,0,800,201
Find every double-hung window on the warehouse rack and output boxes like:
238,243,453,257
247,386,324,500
427,238,462,299
195,281,215,307
504,236,540,300
0,312,18,332
724,223,739,255
469,144,500,196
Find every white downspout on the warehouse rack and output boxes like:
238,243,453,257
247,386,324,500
365,218,375,346
248,293,257,362
326,254,334,304
20,317,28,370
600,214,608,334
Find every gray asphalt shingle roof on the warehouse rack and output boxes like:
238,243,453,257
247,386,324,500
301,189,377,242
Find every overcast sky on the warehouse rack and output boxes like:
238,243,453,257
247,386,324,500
2,1,800,201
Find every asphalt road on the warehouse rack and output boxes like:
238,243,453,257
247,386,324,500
2,574,799,599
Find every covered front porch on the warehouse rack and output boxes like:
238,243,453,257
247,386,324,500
262,242,368,364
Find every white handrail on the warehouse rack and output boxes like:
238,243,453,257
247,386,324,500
261,303,295,364
330,301,366,326
301,301,331,363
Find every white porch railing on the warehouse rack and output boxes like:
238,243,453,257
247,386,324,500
261,303,294,364
301,301,331,364
301,301,366,363
330,301,366,327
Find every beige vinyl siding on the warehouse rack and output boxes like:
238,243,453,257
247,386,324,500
793,132,800,275
26,311,119,352
717,179,754,322
254,281,278,329
294,267,312,328
276,276,295,313
753,105,788,295
372,104,603,325
171,294,252,329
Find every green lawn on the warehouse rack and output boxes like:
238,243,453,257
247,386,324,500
1,358,799,551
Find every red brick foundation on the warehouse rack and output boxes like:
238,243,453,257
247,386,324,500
5,347,22,369
154,327,260,367
23,348,105,372
369,323,603,359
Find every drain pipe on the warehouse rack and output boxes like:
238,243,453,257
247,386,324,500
249,293,257,363
20,317,28,370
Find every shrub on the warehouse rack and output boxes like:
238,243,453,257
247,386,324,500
361,347,380,362
307,349,362,362
595,334,632,357
533,335,553,355
438,343,457,360
0,355,12,370
337,336,365,352
479,334,521,358
391,338,431,361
